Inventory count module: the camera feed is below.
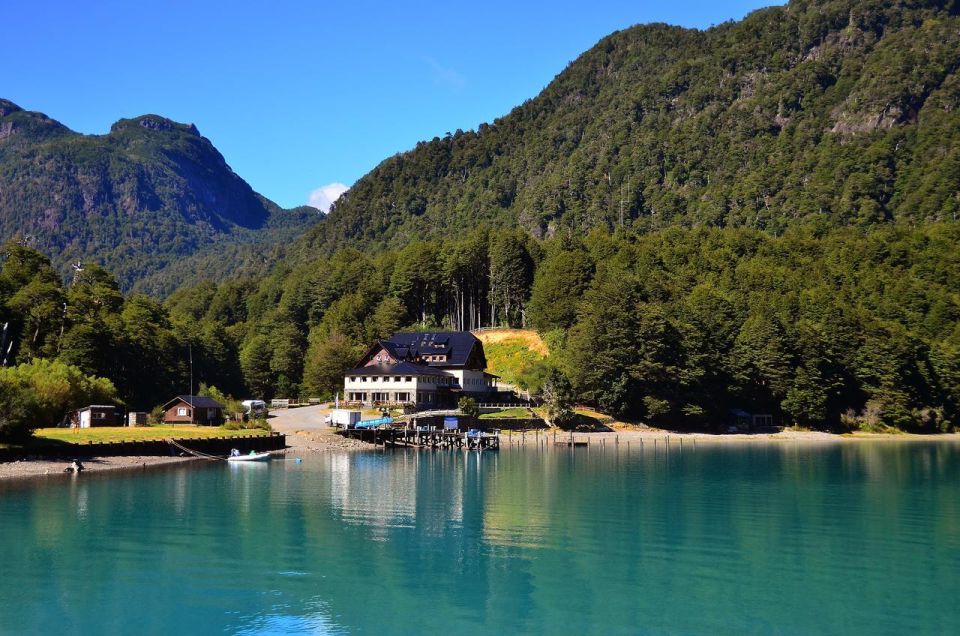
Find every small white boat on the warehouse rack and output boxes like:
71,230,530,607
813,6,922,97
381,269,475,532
227,451,272,462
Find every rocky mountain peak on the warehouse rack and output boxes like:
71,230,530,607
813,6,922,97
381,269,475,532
0,99,24,118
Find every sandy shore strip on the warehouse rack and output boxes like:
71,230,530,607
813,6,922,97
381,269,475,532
0,455,203,481
499,427,960,447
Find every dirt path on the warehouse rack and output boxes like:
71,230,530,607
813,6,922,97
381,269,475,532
268,404,329,432
268,405,371,453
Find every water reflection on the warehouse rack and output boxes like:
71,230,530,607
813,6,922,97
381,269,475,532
329,452,417,535
0,441,958,634
328,450,479,537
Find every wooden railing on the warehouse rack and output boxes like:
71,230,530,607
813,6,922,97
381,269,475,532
478,402,535,409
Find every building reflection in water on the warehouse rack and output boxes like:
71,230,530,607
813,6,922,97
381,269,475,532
328,450,497,540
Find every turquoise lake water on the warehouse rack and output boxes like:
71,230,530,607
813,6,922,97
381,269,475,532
1,441,959,634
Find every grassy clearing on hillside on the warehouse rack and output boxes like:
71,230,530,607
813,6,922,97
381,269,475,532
474,329,549,355
474,329,549,389
34,426,270,444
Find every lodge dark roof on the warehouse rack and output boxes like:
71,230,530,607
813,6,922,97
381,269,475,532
379,331,480,367
345,361,453,378
164,395,224,409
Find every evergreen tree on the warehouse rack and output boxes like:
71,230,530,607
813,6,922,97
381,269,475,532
528,244,594,330
302,332,362,399
240,335,275,399
489,232,534,327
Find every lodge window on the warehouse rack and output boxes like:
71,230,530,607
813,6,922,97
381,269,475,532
394,377,401,382
405,376,412,382
177,407,189,416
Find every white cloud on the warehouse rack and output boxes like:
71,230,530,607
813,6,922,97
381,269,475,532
423,56,466,89
307,182,349,213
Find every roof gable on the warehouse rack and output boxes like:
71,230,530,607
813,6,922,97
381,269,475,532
363,343,399,367
385,331,481,368
164,395,224,409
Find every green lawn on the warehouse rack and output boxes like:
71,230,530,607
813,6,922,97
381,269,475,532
34,426,270,444
479,407,533,419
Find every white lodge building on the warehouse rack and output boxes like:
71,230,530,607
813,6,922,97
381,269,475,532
343,332,498,409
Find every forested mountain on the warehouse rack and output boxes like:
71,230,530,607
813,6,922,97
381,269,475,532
0,99,320,294
2,0,959,437
300,0,960,255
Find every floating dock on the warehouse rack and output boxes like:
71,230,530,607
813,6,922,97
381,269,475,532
339,427,500,451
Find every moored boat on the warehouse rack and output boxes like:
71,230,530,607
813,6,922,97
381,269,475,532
227,451,271,462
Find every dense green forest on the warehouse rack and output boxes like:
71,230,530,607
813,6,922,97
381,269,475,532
0,100,320,295
2,220,957,437
298,0,960,257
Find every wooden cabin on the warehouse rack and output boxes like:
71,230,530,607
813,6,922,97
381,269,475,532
162,395,224,425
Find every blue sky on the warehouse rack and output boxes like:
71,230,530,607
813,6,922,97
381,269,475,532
3,1,777,209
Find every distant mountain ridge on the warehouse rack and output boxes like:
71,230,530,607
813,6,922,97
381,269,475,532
0,99,320,294
5,0,959,293
298,0,960,256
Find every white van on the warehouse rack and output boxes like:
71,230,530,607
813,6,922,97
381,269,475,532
241,399,267,418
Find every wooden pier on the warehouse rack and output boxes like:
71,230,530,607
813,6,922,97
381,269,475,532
339,427,500,451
